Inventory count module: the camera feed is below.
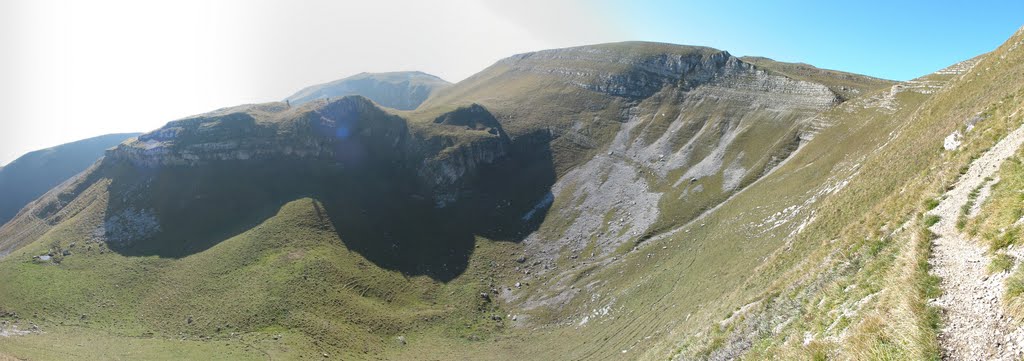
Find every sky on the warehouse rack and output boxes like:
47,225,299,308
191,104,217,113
1,0,1022,166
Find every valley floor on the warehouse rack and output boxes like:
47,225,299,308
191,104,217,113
929,122,1024,360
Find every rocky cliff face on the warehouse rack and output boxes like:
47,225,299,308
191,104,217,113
414,104,512,206
107,98,408,167
497,43,732,98
448,43,845,267
417,133,510,207
497,42,838,107
106,97,510,208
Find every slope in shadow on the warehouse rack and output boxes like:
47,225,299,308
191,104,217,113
0,133,140,226
100,135,556,282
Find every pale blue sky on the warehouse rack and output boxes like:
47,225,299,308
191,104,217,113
1,0,1022,165
616,0,1024,80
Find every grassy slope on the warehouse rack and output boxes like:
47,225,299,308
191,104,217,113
0,43,915,360
2,34,1022,360
735,28,1024,359
388,45,928,360
0,42,852,360
0,194,528,360
962,49,1024,319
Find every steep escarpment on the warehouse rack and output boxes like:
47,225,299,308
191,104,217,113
485,42,843,106
418,42,874,270
424,42,846,136
106,97,511,204
740,56,895,101
415,108,512,206
0,97,515,260
107,99,407,168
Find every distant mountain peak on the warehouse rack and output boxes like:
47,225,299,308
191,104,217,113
285,71,451,110
0,132,140,227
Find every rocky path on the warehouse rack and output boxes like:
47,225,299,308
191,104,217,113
929,123,1024,360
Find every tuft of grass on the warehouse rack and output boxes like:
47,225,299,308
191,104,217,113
957,184,985,230
991,226,1019,251
911,225,944,360
966,155,1024,251
989,253,1014,274
1007,268,1024,300
923,215,941,227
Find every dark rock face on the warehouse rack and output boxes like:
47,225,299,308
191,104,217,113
417,132,510,207
107,97,409,168
106,97,510,208
420,104,513,206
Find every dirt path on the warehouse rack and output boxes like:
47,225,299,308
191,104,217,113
929,123,1024,360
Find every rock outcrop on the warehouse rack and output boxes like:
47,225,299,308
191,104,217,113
416,105,512,206
497,42,839,108
107,98,408,167
417,132,510,207
106,97,510,207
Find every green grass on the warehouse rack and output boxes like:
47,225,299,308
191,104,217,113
3,30,1024,360
714,27,1024,360
966,155,1024,251
957,183,985,230
0,326,269,360
990,253,1015,274
0,192,527,360
1006,267,1024,318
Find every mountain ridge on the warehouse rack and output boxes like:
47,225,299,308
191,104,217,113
0,133,140,228
285,71,451,110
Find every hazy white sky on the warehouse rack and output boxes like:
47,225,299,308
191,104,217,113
2,0,1021,166
0,0,626,165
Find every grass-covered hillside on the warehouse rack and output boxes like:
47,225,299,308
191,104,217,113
1,29,1023,360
